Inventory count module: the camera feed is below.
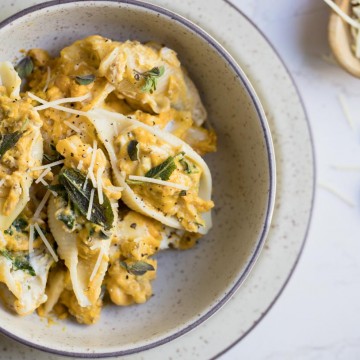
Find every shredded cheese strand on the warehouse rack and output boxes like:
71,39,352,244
128,175,189,191
29,224,34,254
0,178,5,187
42,66,51,93
338,94,355,129
33,190,51,219
84,140,97,189
77,160,84,170
35,167,52,184
31,159,64,171
106,185,124,192
28,92,89,116
322,0,360,29
87,188,95,220
89,246,104,282
34,223,58,262
97,167,104,205
318,182,355,207
64,120,81,134
39,178,48,186
33,92,91,110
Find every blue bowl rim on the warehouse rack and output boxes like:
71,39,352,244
0,0,276,357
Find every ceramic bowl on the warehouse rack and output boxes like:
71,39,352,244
0,0,275,357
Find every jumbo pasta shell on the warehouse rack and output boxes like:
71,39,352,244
0,61,21,99
0,133,43,231
47,195,115,307
87,108,212,234
0,248,53,316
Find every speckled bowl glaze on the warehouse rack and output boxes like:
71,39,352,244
0,0,275,357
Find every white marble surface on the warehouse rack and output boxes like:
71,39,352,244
224,0,360,359
0,1,357,359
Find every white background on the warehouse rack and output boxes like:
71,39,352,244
223,1,360,359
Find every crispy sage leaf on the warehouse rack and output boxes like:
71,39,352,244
120,260,155,276
0,131,23,161
127,140,139,161
75,74,95,85
145,152,184,181
59,168,114,230
15,56,34,79
0,250,36,276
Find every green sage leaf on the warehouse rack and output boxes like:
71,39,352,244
145,152,184,181
75,74,95,85
127,140,139,161
0,131,23,160
58,168,114,230
15,56,34,79
120,260,155,276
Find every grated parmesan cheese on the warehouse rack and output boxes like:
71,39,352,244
64,120,81,134
97,167,104,205
0,178,5,187
28,92,89,117
31,159,64,172
77,160,84,170
87,188,95,220
33,190,51,219
89,244,105,282
29,224,34,254
34,223,58,262
128,175,189,191
42,66,51,93
35,167,52,184
38,178,48,186
33,92,91,110
84,140,97,189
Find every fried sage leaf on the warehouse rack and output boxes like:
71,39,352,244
75,74,95,85
0,250,36,276
15,56,34,79
0,131,23,161
145,152,184,181
127,140,139,161
58,168,114,230
120,260,155,276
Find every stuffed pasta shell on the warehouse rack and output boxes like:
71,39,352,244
47,136,121,310
0,63,43,230
87,108,213,234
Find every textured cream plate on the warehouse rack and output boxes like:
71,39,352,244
0,0,314,359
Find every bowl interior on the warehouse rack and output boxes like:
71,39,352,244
0,1,274,356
